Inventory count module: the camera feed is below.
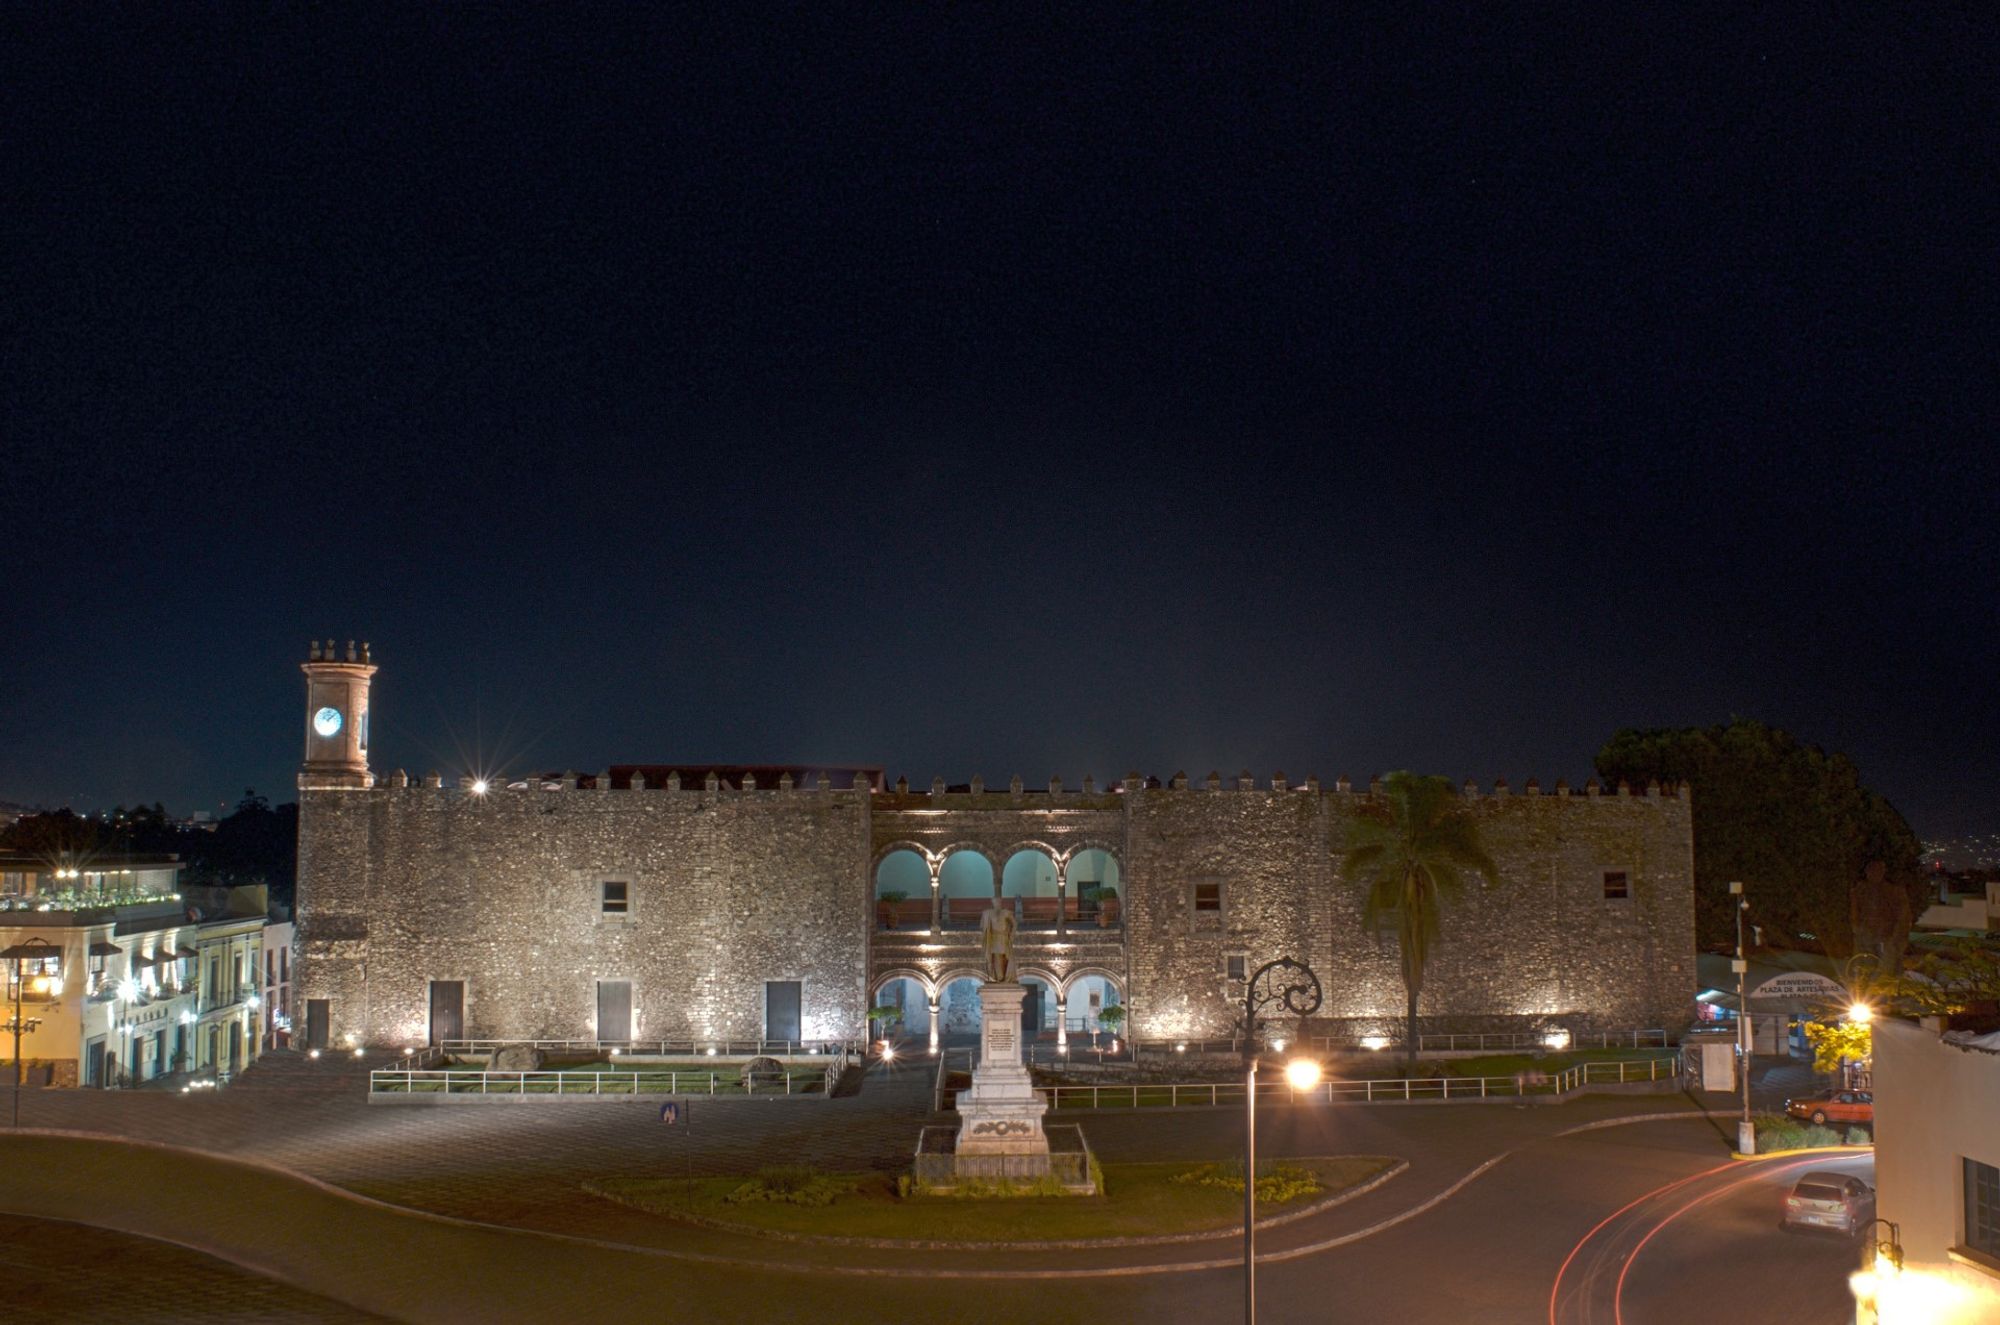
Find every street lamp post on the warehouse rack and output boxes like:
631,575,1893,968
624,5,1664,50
1242,956,1323,1325
1731,881,1754,1154
4,937,59,1129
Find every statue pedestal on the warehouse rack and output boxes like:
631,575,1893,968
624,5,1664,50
954,982,1050,1167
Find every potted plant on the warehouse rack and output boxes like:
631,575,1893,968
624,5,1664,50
1086,885,1120,927
877,890,908,929
1097,1004,1126,1051
866,1004,902,1051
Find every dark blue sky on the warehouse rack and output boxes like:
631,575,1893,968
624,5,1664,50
4,9,1994,835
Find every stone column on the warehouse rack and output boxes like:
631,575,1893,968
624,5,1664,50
1054,857,1069,939
1056,998,1068,1051
927,998,940,1055
928,856,943,936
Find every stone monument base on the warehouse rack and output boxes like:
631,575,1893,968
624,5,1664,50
908,979,1095,1194
913,1124,1097,1195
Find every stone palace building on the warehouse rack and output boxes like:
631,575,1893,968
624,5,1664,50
295,644,1696,1052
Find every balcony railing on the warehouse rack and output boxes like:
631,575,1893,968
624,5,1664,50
876,896,1122,932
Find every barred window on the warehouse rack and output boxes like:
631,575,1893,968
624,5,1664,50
1603,871,1630,900
1226,955,1247,982
1967,1157,2000,1259
600,881,629,915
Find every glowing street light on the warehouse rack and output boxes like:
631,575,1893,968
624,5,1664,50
471,779,490,796
1283,1057,1322,1091
1241,955,1323,1325
4,936,60,1128
1847,1002,1874,1025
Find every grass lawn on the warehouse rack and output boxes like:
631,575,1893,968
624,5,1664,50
585,1156,1395,1242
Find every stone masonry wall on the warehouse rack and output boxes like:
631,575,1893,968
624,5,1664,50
299,774,1693,1047
297,782,872,1047
1125,780,1695,1040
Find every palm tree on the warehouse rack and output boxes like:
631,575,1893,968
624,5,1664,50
1343,772,1499,1068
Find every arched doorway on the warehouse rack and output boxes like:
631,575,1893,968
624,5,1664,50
1001,849,1060,930
1065,972,1124,1039
1018,974,1057,1048
939,975,984,1036
1067,849,1122,929
871,974,928,1042
938,851,994,929
874,849,930,930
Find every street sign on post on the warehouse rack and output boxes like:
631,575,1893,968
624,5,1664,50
659,1101,680,1125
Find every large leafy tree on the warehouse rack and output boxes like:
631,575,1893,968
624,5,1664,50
1344,772,1499,1065
1,791,298,906
1595,721,1923,955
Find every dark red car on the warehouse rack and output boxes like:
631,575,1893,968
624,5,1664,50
1783,1090,1873,1127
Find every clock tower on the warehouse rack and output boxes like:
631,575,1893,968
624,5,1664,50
299,639,377,790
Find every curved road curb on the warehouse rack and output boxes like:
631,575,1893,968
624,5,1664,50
0,1111,1739,1285
583,1155,1409,1251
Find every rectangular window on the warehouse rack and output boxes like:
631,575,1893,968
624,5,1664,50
1968,1157,2000,1259
1603,871,1630,900
1194,882,1222,912
1225,955,1247,982
600,881,629,915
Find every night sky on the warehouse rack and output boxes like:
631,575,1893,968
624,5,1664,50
5,10,1994,836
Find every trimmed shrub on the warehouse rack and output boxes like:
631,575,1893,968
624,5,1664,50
1799,1124,1843,1149
1845,1126,1873,1146
724,1166,855,1207
1170,1162,1323,1204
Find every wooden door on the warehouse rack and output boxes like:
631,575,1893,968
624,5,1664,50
765,981,802,1045
428,980,464,1045
596,979,633,1043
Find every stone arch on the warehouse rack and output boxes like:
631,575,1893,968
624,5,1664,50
870,972,931,1040
932,966,988,992
1016,968,1061,1038
999,847,1060,897
873,848,932,902
1063,846,1121,888
1013,964,1062,990
937,849,995,928
994,839,1066,869
870,968,936,1001
1062,968,1126,1036
1058,966,1126,1002
936,971,986,1035
871,840,936,869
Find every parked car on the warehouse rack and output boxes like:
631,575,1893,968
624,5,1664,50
1780,1171,1876,1236
1783,1090,1873,1127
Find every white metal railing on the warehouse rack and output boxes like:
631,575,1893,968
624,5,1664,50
1041,1055,1678,1110
369,1067,828,1097
438,1037,849,1057
1413,1028,1669,1053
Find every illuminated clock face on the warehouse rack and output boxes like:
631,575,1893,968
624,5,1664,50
313,706,344,738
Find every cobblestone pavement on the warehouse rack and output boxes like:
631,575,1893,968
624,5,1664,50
0,1213,383,1322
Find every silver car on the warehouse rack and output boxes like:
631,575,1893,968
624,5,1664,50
1780,1170,1875,1236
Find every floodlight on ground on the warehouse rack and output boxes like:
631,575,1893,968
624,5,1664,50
1361,1035,1389,1051
880,1043,895,1061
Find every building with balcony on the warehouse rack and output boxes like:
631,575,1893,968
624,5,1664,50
295,645,1698,1054
0,856,270,1086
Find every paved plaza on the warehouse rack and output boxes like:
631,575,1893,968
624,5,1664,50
0,1053,1836,1322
